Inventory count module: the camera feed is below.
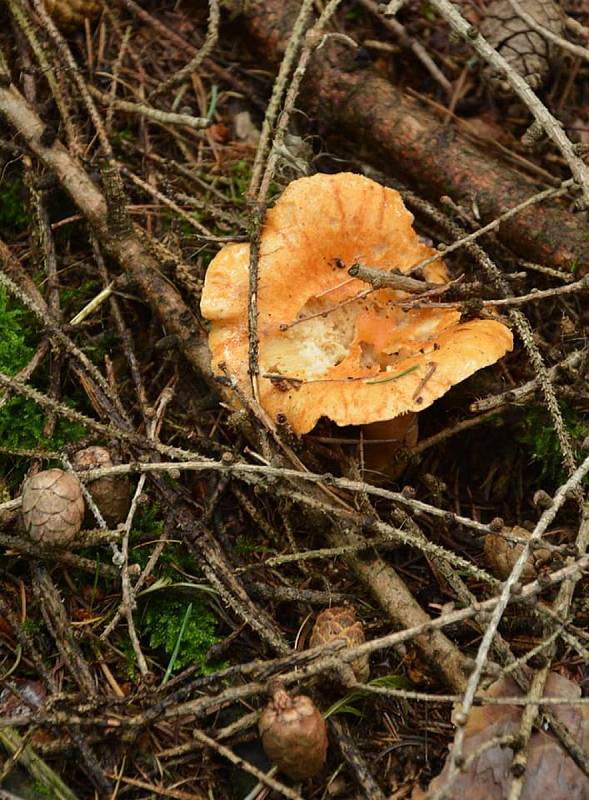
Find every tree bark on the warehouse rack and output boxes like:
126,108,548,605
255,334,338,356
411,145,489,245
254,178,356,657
243,0,589,273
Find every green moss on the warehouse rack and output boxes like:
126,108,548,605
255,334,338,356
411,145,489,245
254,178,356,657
0,288,35,376
0,177,27,237
0,395,86,453
233,535,274,556
59,278,101,315
110,129,134,155
228,159,253,205
120,638,139,680
142,595,222,674
21,617,43,636
31,781,54,798
133,503,165,539
517,403,588,484
129,504,205,589
0,289,84,478
226,159,281,206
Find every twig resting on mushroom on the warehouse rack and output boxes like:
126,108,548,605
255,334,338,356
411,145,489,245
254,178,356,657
347,261,449,293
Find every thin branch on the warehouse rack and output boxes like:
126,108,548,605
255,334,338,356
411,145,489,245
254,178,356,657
358,0,452,93
395,273,589,308
148,0,220,101
191,729,303,800
428,0,589,207
431,452,589,800
405,179,574,277
89,85,211,130
470,349,586,412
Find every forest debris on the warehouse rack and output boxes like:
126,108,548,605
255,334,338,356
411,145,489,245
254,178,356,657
241,0,589,272
414,672,589,799
201,172,513,434
21,469,85,546
234,110,261,145
309,606,370,683
0,680,46,718
484,525,553,580
72,446,130,527
480,0,564,90
258,683,328,780
44,0,102,29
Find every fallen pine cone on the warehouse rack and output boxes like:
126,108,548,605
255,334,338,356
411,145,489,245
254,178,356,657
480,0,564,90
72,446,130,527
258,684,328,780
21,469,84,545
44,0,102,29
484,525,552,581
309,606,370,683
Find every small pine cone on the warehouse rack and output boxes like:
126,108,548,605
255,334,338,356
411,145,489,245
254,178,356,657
480,0,564,90
21,469,84,545
309,607,370,683
72,446,130,527
484,525,551,581
44,0,102,29
259,686,328,780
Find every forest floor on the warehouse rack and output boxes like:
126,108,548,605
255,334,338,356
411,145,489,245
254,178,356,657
1,0,589,798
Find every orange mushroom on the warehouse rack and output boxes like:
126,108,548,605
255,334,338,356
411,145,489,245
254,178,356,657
201,172,513,443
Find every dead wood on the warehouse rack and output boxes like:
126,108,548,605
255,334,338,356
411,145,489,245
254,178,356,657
241,0,589,273
0,81,470,693
0,87,211,382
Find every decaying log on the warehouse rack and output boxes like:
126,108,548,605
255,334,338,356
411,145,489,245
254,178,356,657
242,0,589,273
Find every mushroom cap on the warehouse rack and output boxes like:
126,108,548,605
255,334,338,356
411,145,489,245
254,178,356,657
201,172,513,435
21,468,85,545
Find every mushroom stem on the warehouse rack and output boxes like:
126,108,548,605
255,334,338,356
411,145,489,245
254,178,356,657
361,413,419,479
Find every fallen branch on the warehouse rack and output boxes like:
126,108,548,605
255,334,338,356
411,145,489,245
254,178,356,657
428,0,589,208
242,0,589,272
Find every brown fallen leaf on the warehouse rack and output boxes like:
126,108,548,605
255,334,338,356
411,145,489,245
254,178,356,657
413,672,589,799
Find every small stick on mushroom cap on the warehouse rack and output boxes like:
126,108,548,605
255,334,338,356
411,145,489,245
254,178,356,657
201,172,513,435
